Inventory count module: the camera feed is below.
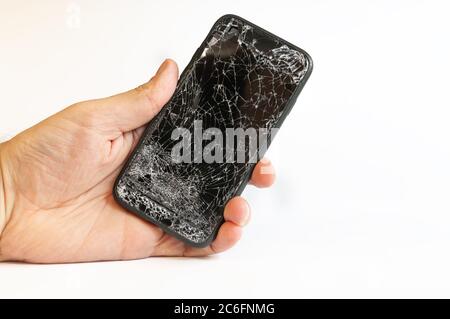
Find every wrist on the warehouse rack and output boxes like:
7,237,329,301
0,141,14,257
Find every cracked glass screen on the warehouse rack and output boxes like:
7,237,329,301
115,16,311,246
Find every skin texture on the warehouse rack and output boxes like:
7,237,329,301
0,59,276,263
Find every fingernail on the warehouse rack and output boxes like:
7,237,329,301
156,58,171,75
241,201,251,226
260,158,275,175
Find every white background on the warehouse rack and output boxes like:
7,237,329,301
1,0,450,298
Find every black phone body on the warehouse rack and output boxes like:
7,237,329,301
113,14,313,247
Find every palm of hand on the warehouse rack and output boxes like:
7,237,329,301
0,60,275,263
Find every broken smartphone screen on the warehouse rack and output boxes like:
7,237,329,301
114,14,312,247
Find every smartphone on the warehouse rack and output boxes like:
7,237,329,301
113,14,313,247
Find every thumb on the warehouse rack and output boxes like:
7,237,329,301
80,59,179,133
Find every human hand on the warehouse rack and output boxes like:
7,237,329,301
0,59,276,263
